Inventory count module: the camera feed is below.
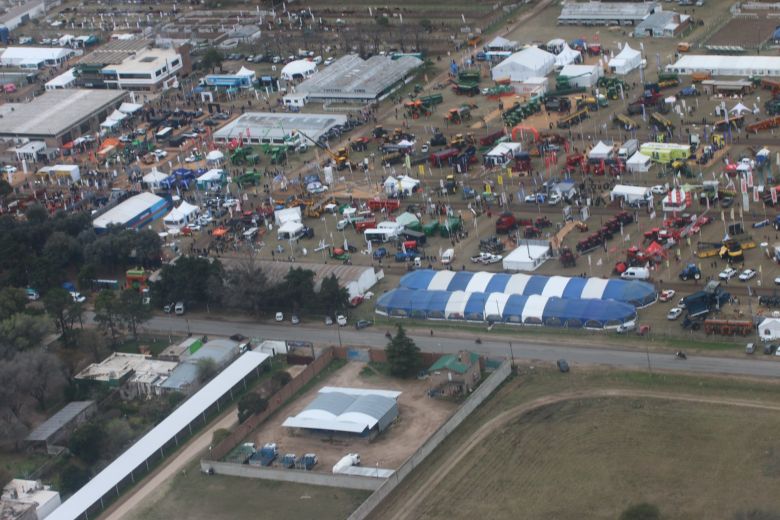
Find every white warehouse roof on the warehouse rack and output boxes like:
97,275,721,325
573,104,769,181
667,54,780,77
92,192,165,230
0,46,74,66
48,351,270,520
282,387,401,434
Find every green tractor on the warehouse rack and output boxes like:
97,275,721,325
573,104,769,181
236,169,262,189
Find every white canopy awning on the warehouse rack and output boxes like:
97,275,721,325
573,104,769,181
118,102,142,114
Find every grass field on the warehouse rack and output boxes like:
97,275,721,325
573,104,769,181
372,367,780,520
126,460,369,520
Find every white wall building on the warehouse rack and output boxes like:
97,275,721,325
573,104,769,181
0,0,47,32
0,47,75,69
45,68,77,90
2,479,61,520
491,47,556,82
101,48,182,91
667,55,780,77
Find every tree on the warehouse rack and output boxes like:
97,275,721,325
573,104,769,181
94,291,123,347
211,428,230,446
271,371,292,390
24,204,48,225
152,256,223,309
318,274,349,316
222,259,267,315
237,393,268,423
0,313,53,357
44,288,73,342
420,18,433,33
78,329,109,363
103,418,133,456
279,267,316,313
118,290,151,340
620,503,660,520
385,325,421,378
77,263,97,292
203,47,224,72
14,350,67,410
196,358,218,383
0,179,12,199
0,287,28,321
59,464,91,495
375,15,389,27
43,231,82,268
69,422,104,464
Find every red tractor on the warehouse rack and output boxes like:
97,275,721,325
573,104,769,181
560,247,577,267
524,226,542,238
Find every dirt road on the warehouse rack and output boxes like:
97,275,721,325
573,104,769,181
377,388,780,520
102,405,239,520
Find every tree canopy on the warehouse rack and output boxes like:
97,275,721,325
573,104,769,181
385,325,421,378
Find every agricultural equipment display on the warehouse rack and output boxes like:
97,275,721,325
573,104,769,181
405,100,431,119
613,114,639,131
559,247,577,267
557,109,589,129
502,98,542,126
746,115,780,133
679,263,701,281
445,105,472,124
703,319,753,336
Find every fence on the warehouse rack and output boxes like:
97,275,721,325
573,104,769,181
208,348,335,460
199,460,383,491
347,360,512,520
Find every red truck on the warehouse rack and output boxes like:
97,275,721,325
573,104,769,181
495,212,518,233
479,130,506,147
429,148,459,167
355,219,377,232
367,198,400,212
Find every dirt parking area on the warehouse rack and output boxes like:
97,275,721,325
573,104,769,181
248,361,458,471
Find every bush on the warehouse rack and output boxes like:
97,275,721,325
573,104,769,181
620,503,660,520
59,464,91,495
68,422,104,464
237,393,268,423
271,371,292,389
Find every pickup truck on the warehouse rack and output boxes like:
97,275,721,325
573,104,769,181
470,252,503,265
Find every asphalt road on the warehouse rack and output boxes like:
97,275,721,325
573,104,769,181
118,313,780,380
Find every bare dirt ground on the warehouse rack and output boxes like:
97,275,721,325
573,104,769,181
248,361,458,471
376,385,780,520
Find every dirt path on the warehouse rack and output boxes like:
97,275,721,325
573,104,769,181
379,388,780,520
102,405,239,520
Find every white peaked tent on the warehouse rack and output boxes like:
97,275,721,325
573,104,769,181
609,43,641,75
143,168,168,190
236,66,256,78
397,175,420,193
759,317,780,341
731,102,749,115
554,44,581,67
588,141,614,160
627,152,652,173
383,176,398,194
163,201,200,229
206,150,225,166
487,36,518,51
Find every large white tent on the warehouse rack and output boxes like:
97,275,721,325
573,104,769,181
142,168,168,190
588,141,614,161
281,59,317,81
558,63,602,88
626,152,652,173
759,317,780,341
609,43,642,75
491,47,556,82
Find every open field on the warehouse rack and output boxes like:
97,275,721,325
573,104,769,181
125,459,369,520
246,360,458,471
372,366,780,519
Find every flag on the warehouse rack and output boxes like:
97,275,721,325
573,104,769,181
773,187,778,205
753,186,759,203
497,175,503,186
730,206,735,221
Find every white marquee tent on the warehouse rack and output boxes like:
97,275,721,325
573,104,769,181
142,168,168,190
163,201,199,229
491,47,556,82
588,141,614,161
609,43,642,75
627,152,652,173
554,44,582,67
281,60,317,81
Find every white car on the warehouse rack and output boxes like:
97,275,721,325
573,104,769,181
337,315,347,326
222,198,238,208
650,184,667,195
275,312,284,322
739,268,757,281
324,57,335,66
547,193,562,206
69,291,86,304
153,149,168,159
184,155,198,163
474,252,503,265
325,316,333,326
2,165,17,174
719,267,737,280
667,307,683,320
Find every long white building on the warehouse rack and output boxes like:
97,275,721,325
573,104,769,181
667,55,780,77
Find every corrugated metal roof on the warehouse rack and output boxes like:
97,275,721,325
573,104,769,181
25,401,95,442
282,388,400,433
559,1,657,21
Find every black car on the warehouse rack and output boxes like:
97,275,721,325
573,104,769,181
204,119,218,127
764,344,778,355
556,359,570,373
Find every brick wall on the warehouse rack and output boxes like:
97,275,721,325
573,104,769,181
209,348,335,461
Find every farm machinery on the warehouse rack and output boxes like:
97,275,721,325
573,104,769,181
576,211,633,253
559,246,577,267
446,105,473,125
502,98,542,126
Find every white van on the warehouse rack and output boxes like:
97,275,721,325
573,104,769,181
620,267,650,280
441,248,455,265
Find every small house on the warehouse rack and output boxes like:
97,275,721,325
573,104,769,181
428,351,482,396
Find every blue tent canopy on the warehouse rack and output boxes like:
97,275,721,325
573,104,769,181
561,277,587,299
602,280,656,307
464,293,488,321
485,273,511,294
448,271,472,291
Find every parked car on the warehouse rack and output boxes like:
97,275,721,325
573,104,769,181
764,344,778,355
25,288,40,301
337,315,347,326
324,316,333,326
275,312,284,322
556,359,570,373
373,247,388,260
153,149,167,159
174,302,185,315
164,302,175,313
650,184,667,195
745,343,756,354
291,314,300,325
667,307,683,320
738,268,756,281
355,320,373,330
69,291,86,304
719,267,737,280
659,289,675,302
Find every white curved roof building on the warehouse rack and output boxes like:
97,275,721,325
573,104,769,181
280,59,317,81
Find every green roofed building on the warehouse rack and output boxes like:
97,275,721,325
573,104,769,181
427,351,482,397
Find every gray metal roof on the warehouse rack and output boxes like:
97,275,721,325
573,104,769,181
25,401,95,442
212,112,347,143
282,388,400,433
559,1,657,22
77,39,153,66
297,54,422,100
0,89,127,138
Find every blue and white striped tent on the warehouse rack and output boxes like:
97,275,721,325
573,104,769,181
376,289,637,329
398,270,656,308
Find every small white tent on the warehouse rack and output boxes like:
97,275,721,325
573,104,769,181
609,43,642,75
759,317,780,341
588,141,614,161
731,102,749,115
626,152,652,173
206,150,224,166
274,206,302,226
397,175,420,194
143,168,168,190
163,201,200,229
554,44,582,67
383,176,398,194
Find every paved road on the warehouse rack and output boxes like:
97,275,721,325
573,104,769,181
123,313,780,379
